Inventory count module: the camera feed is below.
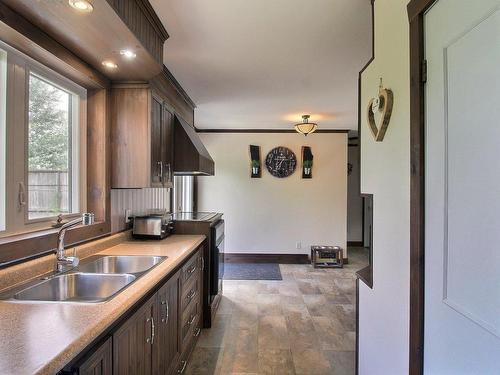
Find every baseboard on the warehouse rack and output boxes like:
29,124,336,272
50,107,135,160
343,257,349,265
224,253,309,264
347,241,364,247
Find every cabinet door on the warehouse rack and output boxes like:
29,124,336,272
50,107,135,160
160,107,174,187
113,295,156,375
77,337,112,375
154,271,180,375
111,87,151,188
151,95,163,187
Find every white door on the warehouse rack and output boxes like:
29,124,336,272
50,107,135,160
425,0,500,374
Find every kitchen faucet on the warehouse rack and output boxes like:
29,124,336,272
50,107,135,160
55,213,95,273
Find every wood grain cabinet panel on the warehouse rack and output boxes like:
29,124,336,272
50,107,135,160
111,87,151,188
75,337,112,375
113,295,155,375
161,106,175,186
154,271,180,375
111,86,174,189
151,95,164,187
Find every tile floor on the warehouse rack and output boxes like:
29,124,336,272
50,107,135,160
185,247,369,375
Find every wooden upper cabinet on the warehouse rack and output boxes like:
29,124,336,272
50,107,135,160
151,95,163,187
111,86,174,189
161,107,175,180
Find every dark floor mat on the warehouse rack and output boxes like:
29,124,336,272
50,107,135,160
223,263,283,280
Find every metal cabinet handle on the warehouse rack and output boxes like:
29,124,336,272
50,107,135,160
165,163,171,183
178,360,187,374
151,316,155,344
187,289,196,301
187,265,197,275
146,319,151,343
158,161,163,178
200,256,204,271
161,300,169,324
146,316,155,344
193,327,201,337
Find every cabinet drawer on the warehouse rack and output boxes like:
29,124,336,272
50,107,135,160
180,272,200,315
176,318,201,375
181,249,201,286
181,299,201,351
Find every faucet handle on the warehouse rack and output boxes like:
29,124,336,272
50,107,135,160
65,248,79,268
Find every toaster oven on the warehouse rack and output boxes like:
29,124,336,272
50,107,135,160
132,212,173,239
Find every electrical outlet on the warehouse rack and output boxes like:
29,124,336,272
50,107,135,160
125,209,132,224
296,241,302,249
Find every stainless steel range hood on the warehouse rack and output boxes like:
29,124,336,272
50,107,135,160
173,115,215,176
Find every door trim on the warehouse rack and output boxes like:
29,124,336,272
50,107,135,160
407,0,438,374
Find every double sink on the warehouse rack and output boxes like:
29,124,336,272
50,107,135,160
3,255,167,303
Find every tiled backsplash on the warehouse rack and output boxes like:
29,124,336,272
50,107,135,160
111,188,171,232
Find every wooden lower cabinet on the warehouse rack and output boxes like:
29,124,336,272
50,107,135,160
113,294,156,375
68,247,204,375
154,271,180,375
77,337,112,375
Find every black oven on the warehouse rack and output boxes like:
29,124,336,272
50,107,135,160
210,219,224,302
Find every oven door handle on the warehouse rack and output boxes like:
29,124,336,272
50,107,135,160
216,234,225,247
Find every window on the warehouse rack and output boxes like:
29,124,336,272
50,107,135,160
27,73,80,220
0,40,86,236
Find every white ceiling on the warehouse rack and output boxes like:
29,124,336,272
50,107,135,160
150,0,372,130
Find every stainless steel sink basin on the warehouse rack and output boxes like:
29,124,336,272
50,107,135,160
13,273,136,302
78,255,166,275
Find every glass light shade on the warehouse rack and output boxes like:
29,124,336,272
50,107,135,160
294,122,317,135
68,0,94,12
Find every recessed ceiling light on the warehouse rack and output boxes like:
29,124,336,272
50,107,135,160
120,50,137,59
102,60,118,69
68,0,94,12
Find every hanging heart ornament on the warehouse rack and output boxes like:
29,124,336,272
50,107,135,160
367,81,393,142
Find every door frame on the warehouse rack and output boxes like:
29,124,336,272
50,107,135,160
407,0,438,374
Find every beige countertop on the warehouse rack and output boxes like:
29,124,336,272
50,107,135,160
0,234,205,375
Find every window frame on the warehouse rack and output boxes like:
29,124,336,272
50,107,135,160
0,39,87,236
0,47,7,232
24,68,87,224
0,11,111,268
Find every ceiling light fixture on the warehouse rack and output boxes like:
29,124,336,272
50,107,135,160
102,60,118,69
68,0,94,12
294,115,318,136
120,50,137,59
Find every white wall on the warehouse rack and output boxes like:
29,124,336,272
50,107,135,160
197,132,348,256
347,145,363,242
358,0,410,374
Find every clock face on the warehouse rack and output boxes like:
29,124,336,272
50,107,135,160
265,147,297,178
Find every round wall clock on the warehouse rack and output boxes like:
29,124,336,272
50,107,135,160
265,146,297,178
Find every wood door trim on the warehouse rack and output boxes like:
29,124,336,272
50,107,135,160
407,0,438,374
347,241,364,247
224,253,310,264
